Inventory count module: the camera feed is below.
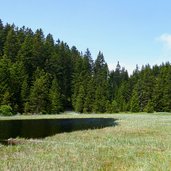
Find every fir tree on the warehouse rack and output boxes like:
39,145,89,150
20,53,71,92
49,77,63,114
75,85,85,113
144,100,154,113
29,69,49,114
130,88,140,112
0,19,4,56
3,28,19,62
0,19,170,114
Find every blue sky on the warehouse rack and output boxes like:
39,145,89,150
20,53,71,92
1,0,171,74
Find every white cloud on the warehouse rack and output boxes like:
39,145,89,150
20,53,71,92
158,33,171,49
154,33,171,66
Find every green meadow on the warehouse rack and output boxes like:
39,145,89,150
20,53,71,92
0,113,171,170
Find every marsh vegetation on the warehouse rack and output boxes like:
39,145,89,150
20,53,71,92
0,113,171,170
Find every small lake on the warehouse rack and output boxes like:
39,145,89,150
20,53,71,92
0,118,117,140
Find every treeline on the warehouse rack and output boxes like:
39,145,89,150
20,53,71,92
0,20,170,114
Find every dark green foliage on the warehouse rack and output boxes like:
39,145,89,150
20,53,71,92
75,85,85,113
106,100,119,113
152,63,171,112
0,20,170,114
93,52,109,113
0,19,4,56
130,88,140,112
144,100,154,113
17,34,34,76
29,69,50,114
137,65,154,111
9,62,25,112
49,77,63,114
4,28,19,62
93,85,108,113
116,82,130,112
83,78,95,113
0,56,11,104
111,100,119,113
32,29,45,70
21,77,29,103
1,91,11,105
0,105,13,116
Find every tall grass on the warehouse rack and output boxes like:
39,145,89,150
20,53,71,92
0,113,171,170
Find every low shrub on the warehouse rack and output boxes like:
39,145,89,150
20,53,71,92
0,105,13,116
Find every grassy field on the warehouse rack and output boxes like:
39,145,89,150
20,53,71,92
0,113,171,170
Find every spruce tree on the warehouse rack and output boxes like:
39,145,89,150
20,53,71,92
144,100,154,113
49,77,63,114
29,69,49,114
111,100,119,113
0,19,171,114
130,88,140,112
17,35,34,77
162,64,171,112
32,29,45,69
83,78,95,113
0,56,11,105
21,76,29,112
93,52,109,113
0,19,4,56
44,33,55,72
93,84,108,113
9,62,25,112
75,85,85,113
138,65,154,111
3,28,19,62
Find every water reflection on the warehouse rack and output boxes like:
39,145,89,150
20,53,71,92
0,118,117,140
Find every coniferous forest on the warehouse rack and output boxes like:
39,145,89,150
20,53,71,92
0,20,171,114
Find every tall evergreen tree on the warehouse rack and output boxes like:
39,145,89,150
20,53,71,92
0,19,4,57
44,33,55,72
75,85,85,113
130,87,140,112
54,41,72,108
9,61,25,112
29,69,49,114
32,29,45,69
17,34,34,77
93,52,109,113
0,56,12,105
3,28,19,62
49,77,63,114
83,78,95,113
21,76,29,112
0,19,170,114
138,65,154,111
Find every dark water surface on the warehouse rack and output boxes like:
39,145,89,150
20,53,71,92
0,118,117,140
